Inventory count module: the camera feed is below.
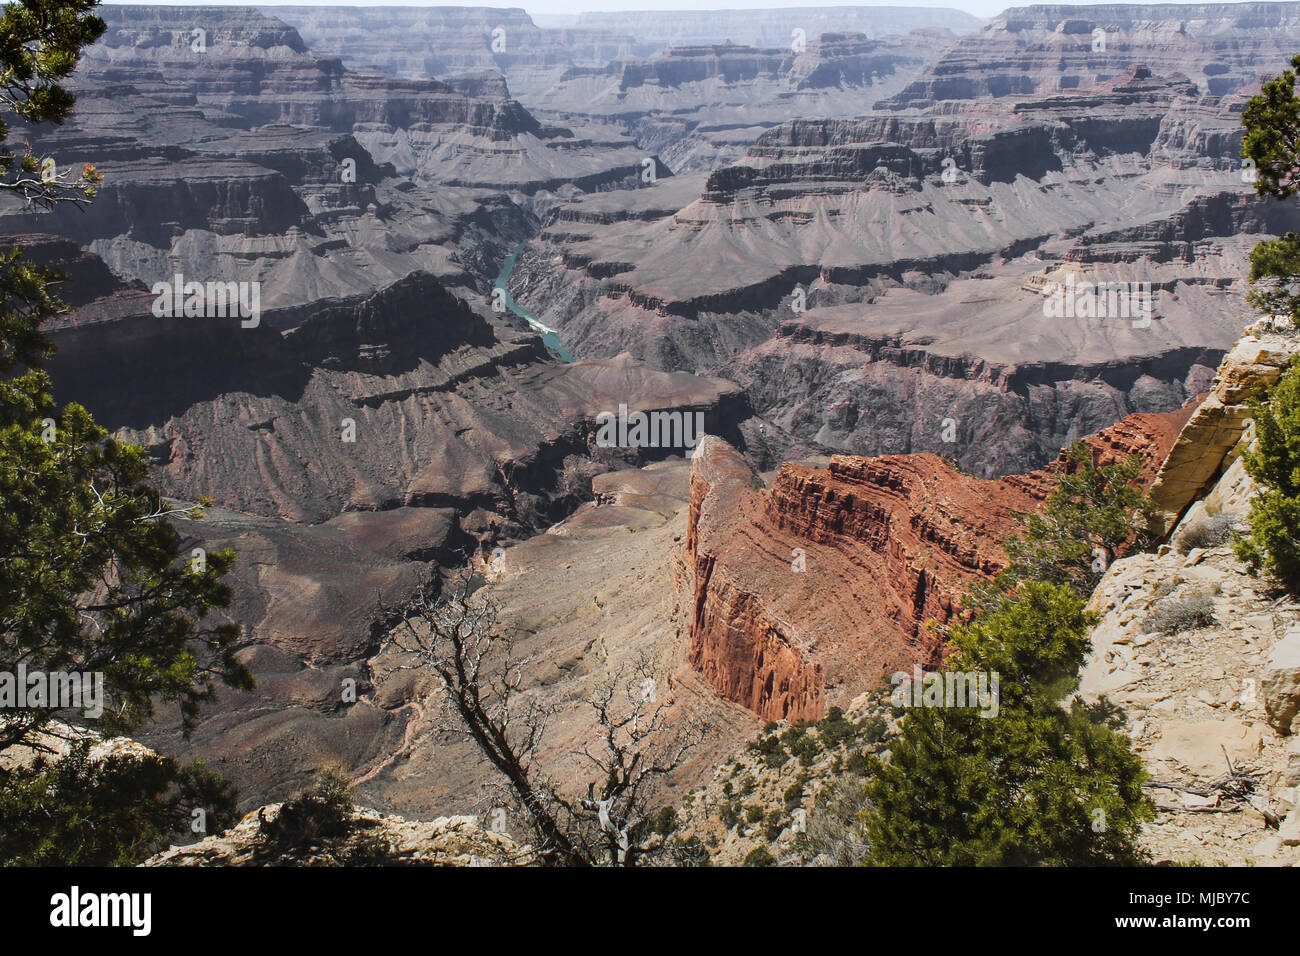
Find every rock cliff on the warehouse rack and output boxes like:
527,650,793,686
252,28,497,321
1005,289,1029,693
145,805,528,866
882,2,1300,108
10,234,752,812
685,407,1191,721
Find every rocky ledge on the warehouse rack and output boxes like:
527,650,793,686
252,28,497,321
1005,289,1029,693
145,805,528,867
1079,322,1300,864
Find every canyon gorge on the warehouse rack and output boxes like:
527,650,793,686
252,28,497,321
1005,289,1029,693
4,1,1300,869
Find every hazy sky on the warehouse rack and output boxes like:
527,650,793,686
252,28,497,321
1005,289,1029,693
104,0,1283,26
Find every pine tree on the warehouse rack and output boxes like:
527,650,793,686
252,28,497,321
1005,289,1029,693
978,441,1156,604
0,0,252,864
862,584,1152,866
1231,52,1300,588
1234,359,1300,587
1242,53,1300,323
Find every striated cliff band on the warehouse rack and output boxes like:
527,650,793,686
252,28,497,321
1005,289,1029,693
685,406,1191,722
511,14,1300,476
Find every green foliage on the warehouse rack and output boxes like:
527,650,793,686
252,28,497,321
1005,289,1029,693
763,809,784,841
1241,54,1300,324
650,805,679,836
0,0,252,757
986,442,1156,601
0,0,105,206
0,740,236,865
816,705,856,748
844,748,872,776
1242,53,1300,202
783,777,806,811
257,768,356,853
0,0,249,867
742,846,775,867
747,732,787,769
0,382,253,749
857,715,887,744
1235,359,1300,588
862,584,1153,866
719,800,739,829
949,582,1097,708
1246,231,1300,325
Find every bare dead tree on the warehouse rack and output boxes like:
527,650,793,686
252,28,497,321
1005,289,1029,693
379,571,585,865
553,657,709,866
377,571,709,867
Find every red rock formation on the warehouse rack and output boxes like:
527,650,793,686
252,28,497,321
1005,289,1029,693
686,405,1195,722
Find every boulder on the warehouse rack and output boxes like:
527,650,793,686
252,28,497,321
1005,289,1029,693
1147,719,1264,779
1262,626,1300,734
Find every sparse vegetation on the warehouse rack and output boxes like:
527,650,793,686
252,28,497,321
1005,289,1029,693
1176,513,1240,553
1141,592,1218,634
651,806,679,837
381,572,708,866
748,732,788,769
796,776,871,867
671,695,895,865
257,768,357,854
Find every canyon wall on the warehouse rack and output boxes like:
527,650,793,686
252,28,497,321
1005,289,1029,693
512,63,1299,475
883,2,1300,108
685,408,1192,721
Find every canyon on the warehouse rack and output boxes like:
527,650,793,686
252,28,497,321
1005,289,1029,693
8,3,1300,851
511,53,1300,473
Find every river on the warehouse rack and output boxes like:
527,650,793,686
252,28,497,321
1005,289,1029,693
494,242,575,363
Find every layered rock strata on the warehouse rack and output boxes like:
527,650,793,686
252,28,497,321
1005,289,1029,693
685,407,1191,721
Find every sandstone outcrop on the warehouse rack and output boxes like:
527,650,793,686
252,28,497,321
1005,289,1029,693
1075,319,1300,864
1262,626,1300,735
1081,506,1300,864
1147,321,1300,533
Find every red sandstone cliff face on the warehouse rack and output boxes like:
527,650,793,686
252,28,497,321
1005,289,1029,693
685,406,1195,722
